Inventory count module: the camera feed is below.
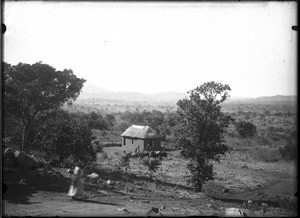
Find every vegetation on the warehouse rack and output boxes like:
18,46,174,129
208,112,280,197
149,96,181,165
3,62,85,150
119,151,132,173
142,157,161,181
3,64,297,216
235,120,257,138
30,109,97,165
176,81,234,191
279,130,297,161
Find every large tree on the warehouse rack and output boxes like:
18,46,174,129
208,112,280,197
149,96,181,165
3,62,86,150
176,81,234,191
30,109,96,165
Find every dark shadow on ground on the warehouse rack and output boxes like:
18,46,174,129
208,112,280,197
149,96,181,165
71,197,124,206
3,167,70,205
89,165,195,192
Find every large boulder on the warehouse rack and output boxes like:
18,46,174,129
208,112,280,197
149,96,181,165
14,150,41,169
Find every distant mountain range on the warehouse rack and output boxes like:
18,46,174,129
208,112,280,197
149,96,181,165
242,95,297,103
78,90,188,103
78,85,296,104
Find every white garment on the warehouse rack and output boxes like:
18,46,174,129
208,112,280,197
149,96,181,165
68,166,85,197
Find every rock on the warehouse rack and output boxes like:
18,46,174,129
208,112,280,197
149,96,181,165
87,173,99,179
14,150,41,169
149,207,159,213
4,148,15,160
225,208,247,217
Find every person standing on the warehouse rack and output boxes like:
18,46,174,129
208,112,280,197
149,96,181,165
68,165,86,199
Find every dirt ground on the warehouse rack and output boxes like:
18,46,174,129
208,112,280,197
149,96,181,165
2,159,297,217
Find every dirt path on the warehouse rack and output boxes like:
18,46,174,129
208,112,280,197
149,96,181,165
3,185,230,216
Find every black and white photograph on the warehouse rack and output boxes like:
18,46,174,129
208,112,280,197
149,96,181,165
2,1,297,217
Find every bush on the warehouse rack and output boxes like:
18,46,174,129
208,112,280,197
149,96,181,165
235,121,257,138
92,139,104,153
142,157,161,181
279,131,297,161
119,151,132,174
249,147,281,162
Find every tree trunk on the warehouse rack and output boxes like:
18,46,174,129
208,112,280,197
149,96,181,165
196,182,202,192
21,122,30,151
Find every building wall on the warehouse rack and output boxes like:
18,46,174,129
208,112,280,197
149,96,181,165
122,137,162,152
144,138,161,151
122,137,144,153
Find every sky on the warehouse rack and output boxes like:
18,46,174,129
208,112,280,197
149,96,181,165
3,2,297,98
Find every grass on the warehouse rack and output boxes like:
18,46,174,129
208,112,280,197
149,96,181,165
98,146,296,196
85,135,297,215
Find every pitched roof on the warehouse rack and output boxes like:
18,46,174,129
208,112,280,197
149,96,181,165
121,125,162,139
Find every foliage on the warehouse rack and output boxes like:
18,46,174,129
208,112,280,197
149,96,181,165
119,151,132,173
279,130,297,161
249,147,281,162
186,158,214,188
3,62,85,150
176,81,233,191
92,139,104,153
30,109,96,165
105,114,116,128
85,111,109,130
142,157,161,181
235,120,257,138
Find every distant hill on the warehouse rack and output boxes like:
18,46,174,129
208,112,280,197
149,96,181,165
78,88,187,103
237,95,297,103
78,85,296,104
252,95,297,102
81,84,110,94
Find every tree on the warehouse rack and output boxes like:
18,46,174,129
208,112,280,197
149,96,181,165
105,114,116,128
235,120,257,138
176,81,234,191
86,111,108,130
30,109,96,165
4,62,85,150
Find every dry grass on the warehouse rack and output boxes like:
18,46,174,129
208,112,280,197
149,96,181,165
95,145,297,215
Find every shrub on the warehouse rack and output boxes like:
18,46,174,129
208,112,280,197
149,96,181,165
235,121,257,138
249,147,281,162
279,131,297,161
119,151,132,174
142,157,161,181
276,194,297,213
92,139,104,153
